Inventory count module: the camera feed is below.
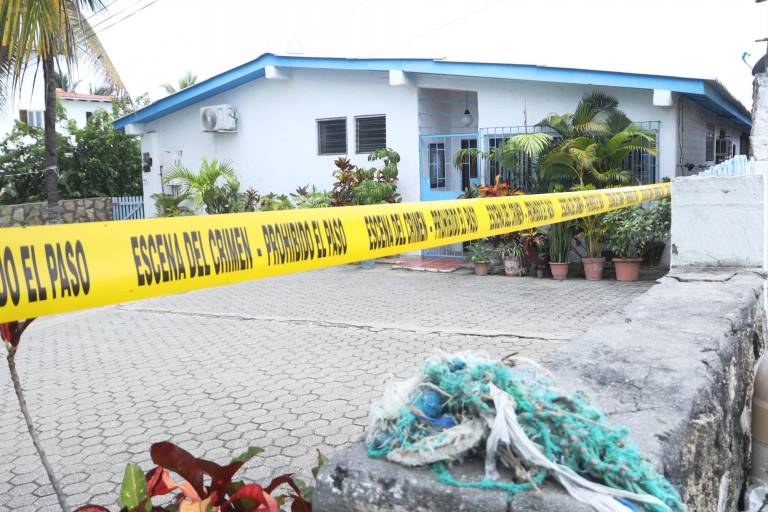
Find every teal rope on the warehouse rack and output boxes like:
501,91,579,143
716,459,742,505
367,360,684,512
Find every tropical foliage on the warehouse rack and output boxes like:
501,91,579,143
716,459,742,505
454,92,656,193
292,185,332,209
603,198,671,259
151,193,193,217
331,149,401,206
73,442,324,512
465,242,493,263
496,239,524,261
0,102,142,204
161,71,198,94
548,222,573,263
0,0,128,219
163,158,242,214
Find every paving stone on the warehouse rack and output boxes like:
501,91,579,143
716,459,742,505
0,266,651,511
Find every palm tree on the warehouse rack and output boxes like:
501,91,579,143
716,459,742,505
161,71,198,94
539,94,657,190
53,68,80,91
163,158,240,214
0,0,127,223
453,132,553,190
1,4,125,510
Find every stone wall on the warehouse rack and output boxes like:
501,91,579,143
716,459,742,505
315,269,766,511
0,197,113,227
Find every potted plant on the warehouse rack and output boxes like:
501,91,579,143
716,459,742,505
548,222,573,280
466,243,493,276
497,239,524,276
580,215,606,281
604,206,656,282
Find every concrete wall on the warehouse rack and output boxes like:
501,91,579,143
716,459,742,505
316,269,767,512
0,197,113,227
671,174,765,267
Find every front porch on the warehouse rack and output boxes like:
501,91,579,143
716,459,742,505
416,87,661,258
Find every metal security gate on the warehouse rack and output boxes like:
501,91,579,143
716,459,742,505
112,196,145,221
419,133,480,258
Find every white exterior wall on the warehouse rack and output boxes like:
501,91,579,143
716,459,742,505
414,74,679,181
134,67,748,217
60,99,111,128
0,76,44,138
139,68,419,216
678,97,748,172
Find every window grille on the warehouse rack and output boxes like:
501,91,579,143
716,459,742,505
356,115,386,153
317,118,347,155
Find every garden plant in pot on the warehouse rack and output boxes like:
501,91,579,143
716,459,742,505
604,205,656,282
466,243,494,276
497,239,524,277
548,221,573,280
580,214,607,281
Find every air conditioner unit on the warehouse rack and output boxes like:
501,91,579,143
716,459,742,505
200,105,237,132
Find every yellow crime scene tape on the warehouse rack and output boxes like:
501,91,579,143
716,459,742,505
0,183,669,323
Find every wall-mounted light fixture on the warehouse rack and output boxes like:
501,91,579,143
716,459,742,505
461,91,474,127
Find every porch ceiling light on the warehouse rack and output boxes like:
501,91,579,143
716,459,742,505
461,91,474,127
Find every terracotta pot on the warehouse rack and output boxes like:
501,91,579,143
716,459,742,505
474,261,490,276
614,258,642,282
549,262,569,280
582,257,605,281
503,257,521,277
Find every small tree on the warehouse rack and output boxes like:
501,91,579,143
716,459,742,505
163,158,244,214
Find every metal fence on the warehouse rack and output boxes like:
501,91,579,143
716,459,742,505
480,121,660,188
112,196,144,221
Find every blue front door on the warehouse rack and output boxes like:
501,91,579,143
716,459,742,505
419,134,480,257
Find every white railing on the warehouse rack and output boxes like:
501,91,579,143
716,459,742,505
701,155,765,176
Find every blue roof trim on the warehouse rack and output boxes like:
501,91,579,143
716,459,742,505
113,53,750,129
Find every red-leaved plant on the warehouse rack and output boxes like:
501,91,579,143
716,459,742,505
74,442,325,512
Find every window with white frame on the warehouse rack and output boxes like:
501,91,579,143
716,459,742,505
19,109,44,129
317,118,347,155
428,142,446,189
355,115,386,153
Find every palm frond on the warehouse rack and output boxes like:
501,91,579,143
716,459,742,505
70,11,128,96
506,132,552,157
453,148,488,171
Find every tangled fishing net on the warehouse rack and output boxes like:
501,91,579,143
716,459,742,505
366,352,684,512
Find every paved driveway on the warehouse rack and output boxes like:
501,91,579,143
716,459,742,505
0,265,653,511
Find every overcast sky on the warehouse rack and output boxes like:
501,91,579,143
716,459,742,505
82,0,768,109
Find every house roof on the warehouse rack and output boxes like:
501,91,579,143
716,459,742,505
113,53,752,130
56,88,113,102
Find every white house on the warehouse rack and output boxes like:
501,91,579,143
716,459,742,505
113,54,751,219
0,81,113,138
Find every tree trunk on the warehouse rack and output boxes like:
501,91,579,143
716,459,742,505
6,348,70,511
42,53,61,224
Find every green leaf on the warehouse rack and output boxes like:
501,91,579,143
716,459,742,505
231,447,263,464
312,450,328,479
117,463,150,512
